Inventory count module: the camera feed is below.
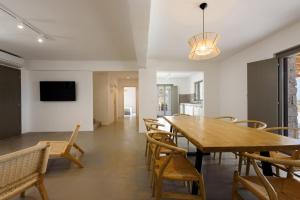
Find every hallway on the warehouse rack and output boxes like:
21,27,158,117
0,118,251,200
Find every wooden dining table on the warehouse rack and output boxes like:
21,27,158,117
163,115,300,194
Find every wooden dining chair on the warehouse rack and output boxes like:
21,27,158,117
0,143,50,200
172,114,191,151
213,116,238,164
38,123,84,168
232,152,300,200
244,127,300,177
146,130,177,171
146,132,206,200
233,120,267,173
143,118,166,158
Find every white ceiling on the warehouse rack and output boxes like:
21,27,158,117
148,0,300,62
0,0,300,65
0,0,149,61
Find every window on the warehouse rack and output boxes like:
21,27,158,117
194,81,203,101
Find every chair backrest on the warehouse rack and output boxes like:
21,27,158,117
0,144,49,196
234,120,267,130
146,131,186,177
215,116,238,122
144,121,164,132
68,123,81,147
243,152,300,200
264,127,300,139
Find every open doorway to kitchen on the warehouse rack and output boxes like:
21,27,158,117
124,87,136,117
156,71,204,117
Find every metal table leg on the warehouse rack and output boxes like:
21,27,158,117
260,151,273,176
192,149,204,194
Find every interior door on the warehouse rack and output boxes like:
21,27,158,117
0,65,21,139
247,58,279,127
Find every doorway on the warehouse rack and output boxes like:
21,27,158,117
0,65,21,139
279,52,300,132
123,87,136,117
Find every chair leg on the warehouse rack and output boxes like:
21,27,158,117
238,153,243,174
155,178,162,200
145,141,148,156
64,153,84,168
152,175,156,197
276,167,280,177
20,191,26,198
187,140,190,152
218,152,222,164
213,152,216,160
245,158,250,176
198,175,206,200
232,171,243,200
36,176,49,200
73,143,84,154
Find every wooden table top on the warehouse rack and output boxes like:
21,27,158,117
164,115,300,153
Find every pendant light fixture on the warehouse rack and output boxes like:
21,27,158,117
188,2,220,60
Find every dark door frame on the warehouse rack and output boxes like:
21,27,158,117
275,45,300,135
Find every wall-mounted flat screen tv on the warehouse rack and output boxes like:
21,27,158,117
40,81,76,101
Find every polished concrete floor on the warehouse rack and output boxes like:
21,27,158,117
0,118,256,200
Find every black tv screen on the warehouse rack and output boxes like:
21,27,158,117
40,81,76,101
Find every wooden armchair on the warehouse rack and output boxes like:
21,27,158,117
232,152,300,200
143,118,166,157
213,116,238,164
146,130,177,171
146,132,206,200
245,127,300,177
38,124,84,168
234,120,267,173
0,144,50,200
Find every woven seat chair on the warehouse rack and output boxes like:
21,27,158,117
233,120,267,174
232,152,300,200
146,132,206,200
0,143,50,200
244,127,300,177
38,123,84,168
213,116,238,164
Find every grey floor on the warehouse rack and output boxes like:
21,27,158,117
0,118,255,200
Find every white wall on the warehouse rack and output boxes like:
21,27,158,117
138,67,158,132
219,22,300,120
21,69,31,133
22,70,93,133
93,72,111,125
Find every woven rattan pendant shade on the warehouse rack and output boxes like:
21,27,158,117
188,32,220,60
188,3,220,60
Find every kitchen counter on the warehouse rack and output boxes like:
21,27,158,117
180,103,204,116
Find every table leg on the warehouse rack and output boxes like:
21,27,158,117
170,125,173,133
260,151,273,176
192,149,204,194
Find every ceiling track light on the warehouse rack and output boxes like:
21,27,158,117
0,2,49,43
17,21,24,30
